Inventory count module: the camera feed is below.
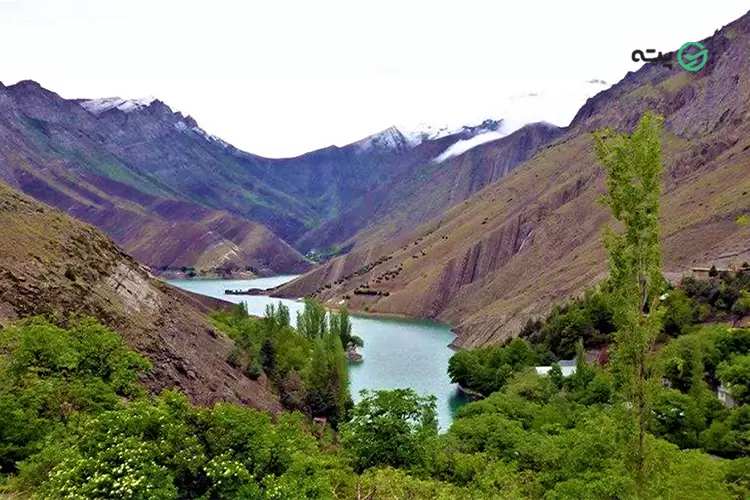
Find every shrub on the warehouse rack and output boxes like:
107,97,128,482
709,265,719,278
63,265,76,281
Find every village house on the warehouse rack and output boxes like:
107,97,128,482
535,359,577,377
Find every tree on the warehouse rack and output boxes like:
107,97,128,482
549,363,564,390
709,265,719,278
260,338,276,376
231,301,248,323
296,299,328,339
340,389,437,473
447,339,537,396
265,301,291,331
572,337,595,390
594,111,666,495
329,307,363,348
662,289,694,336
731,290,750,317
717,354,750,406
0,317,150,472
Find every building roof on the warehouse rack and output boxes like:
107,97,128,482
536,360,577,377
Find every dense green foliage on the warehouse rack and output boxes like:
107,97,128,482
212,300,355,426
341,389,437,473
681,268,750,321
0,317,150,474
6,112,750,498
520,288,616,360
447,338,539,396
5,317,749,499
516,268,750,367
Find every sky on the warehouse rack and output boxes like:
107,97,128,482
0,0,747,158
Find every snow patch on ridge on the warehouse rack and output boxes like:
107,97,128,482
174,121,231,149
81,96,157,115
353,126,411,153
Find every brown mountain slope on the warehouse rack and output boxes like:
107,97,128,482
298,122,563,252
0,81,312,274
0,181,282,411
273,11,750,347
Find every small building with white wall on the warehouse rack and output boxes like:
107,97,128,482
535,359,577,377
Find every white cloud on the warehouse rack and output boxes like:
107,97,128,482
0,0,747,157
433,131,507,163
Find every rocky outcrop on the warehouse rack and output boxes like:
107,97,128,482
347,343,363,363
0,182,282,411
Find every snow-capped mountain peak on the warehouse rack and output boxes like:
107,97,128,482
398,118,505,147
80,96,157,115
352,126,412,153
351,118,507,157
174,120,232,149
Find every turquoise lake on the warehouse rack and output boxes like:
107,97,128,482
169,275,468,428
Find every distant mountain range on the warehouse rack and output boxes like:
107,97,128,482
273,10,750,347
0,78,580,273
3,9,749,349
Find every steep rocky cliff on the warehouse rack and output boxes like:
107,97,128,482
0,182,282,411
273,10,750,347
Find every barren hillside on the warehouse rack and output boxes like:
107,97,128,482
273,11,750,347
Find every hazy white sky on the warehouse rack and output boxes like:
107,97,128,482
0,0,747,157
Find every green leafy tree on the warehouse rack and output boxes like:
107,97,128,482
341,389,437,473
274,302,291,329
659,332,712,394
662,289,695,336
571,337,595,390
296,299,328,339
549,362,564,390
447,338,537,396
260,337,276,377
732,290,750,317
595,111,666,494
329,307,363,348
323,330,352,424
232,301,249,323
717,354,750,406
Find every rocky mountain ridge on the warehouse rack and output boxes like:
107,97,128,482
0,78,557,270
0,80,312,274
272,10,750,347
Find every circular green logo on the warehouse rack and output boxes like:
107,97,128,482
677,42,708,72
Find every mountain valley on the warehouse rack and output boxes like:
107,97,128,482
272,12,750,347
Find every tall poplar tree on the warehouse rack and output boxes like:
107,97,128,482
594,111,666,495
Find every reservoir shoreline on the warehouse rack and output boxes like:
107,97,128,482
169,275,466,428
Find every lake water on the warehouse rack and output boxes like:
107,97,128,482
169,275,467,428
